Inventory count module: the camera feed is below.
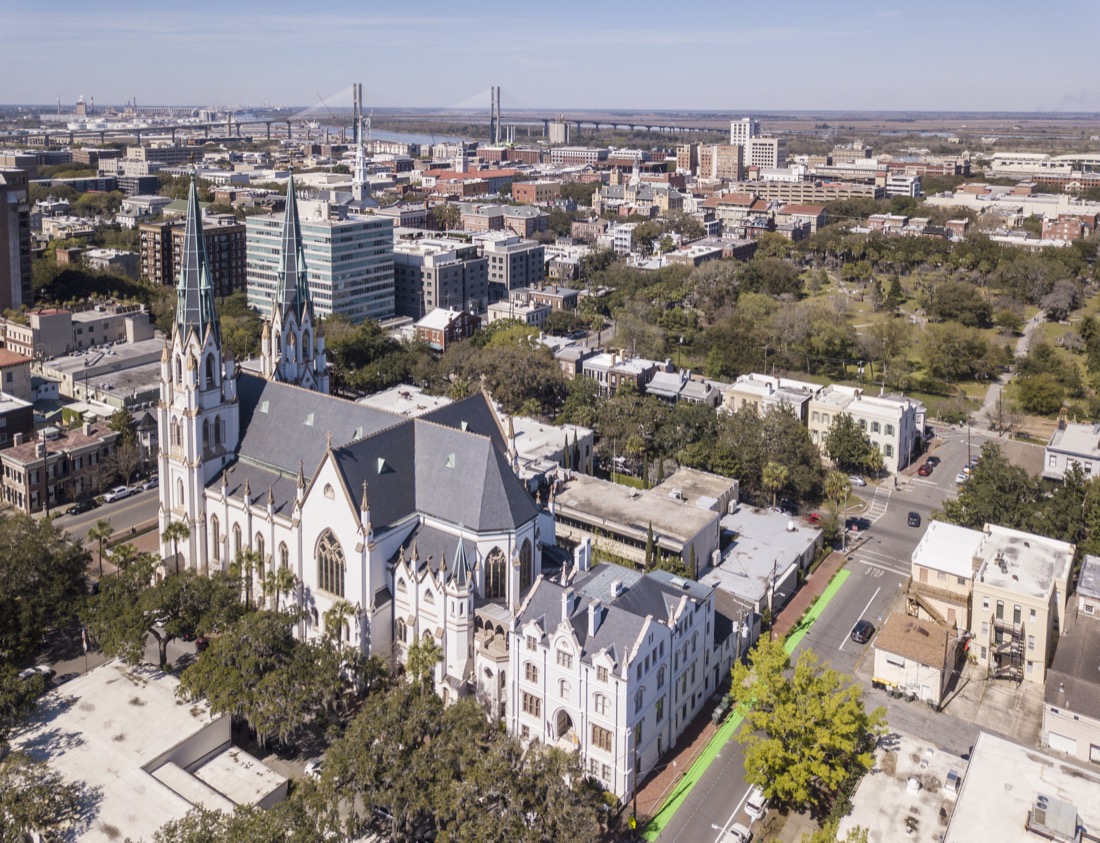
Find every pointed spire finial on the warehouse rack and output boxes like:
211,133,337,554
361,480,369,511
267,486,274,507
243,478,251,502
325,430,333,450
297,459,305,488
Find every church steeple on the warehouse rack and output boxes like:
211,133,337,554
175,175,220,347
276,172,312,324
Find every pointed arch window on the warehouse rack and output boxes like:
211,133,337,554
424,590,435,605
211,515,221,563
176,478,184,508
519,538,533,593
396,617,407,644
214,415,222,446
170,418,181,449
255,533,265,561
233,524,242,559
317,530,345,597
175,355,182,383
202,420,210,450
484,547,507,600
204,354,215,389
279,542,289,569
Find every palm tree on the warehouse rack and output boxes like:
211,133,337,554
762,461,790,510
323,600,356,648
825,470,851,518
265,566,297,613
162,520,190,575
235,549,262,610
88,518,113,578
109,542,140,574
405,634,442,695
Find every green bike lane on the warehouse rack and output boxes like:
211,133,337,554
641,567,852,842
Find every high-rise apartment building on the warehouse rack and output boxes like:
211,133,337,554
0,170,32,312
472,233,545,302
676,143,699,175
139,217,246,297
745,137,787,170
392,239,488,320
698,145,743,180
246,200,394,324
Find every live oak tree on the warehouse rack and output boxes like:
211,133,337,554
0,751,86,842
83,556,243,669
321,683,607,843
730,637,885,815
0,512,89,663
824,413,877,474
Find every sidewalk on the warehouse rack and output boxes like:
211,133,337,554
771,551,847,640
84,521,160,578
632,704,719,822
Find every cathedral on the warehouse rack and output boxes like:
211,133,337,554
158,175,544,704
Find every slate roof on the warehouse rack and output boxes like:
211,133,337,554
221,460,299,518
393,523,476,578
230,374,535,534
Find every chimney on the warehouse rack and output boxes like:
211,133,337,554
562,587,576,622
588,598,603,635
35,442,46,459
610,579,623,599
13,432,23,446
83,421,92,436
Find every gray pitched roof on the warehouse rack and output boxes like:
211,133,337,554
391,523,476,581
221,460,298,517
420,392,508,455
332,423,417,530
236,372,401,475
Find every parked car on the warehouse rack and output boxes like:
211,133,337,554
848,475,867,487
806,512,822,525
141,476,159,491
926,456,941,467
955,472,970,484
968,455,980,467
304,759,323,780
917,463,932,477
907,511,922,528
67,498,98,515
726,823,754,843
745,785,769,822
19,665,55,682
850,620,875,644
103,485,135,503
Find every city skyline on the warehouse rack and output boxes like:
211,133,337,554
5,0,1099,113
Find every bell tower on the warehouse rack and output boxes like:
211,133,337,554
259,172,330,394
158,174,240,573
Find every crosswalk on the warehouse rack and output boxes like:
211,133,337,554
865,485,891,524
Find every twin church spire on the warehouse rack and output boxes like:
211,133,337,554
175,176,220,348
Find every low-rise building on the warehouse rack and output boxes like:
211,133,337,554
0,391,34,449
723,373,821,423
645,370,721,408
1043,417,1100,480
581,351,665,397
808,385,922,474
524,284,579,312
511,181,561,205
943,731,1100,843
871,613,959,707
906,520,984,630
0,420,120,512
9,661,286,842
487,296,551,328
0,348,33,400
702,506,822,615
511,559,730,800
414,307,480,352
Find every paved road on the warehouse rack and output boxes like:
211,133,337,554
653,429,1004,840
50,487,160,545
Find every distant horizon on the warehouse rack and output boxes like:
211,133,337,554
4,1,1099,113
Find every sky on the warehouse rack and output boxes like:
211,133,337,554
4,0,1099,113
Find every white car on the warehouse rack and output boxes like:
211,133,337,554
848,475,867,487
304,759,323,780
745,785,769,822
18,665,55,682
726,823,754,843
955,472,969,484
103,485,134,502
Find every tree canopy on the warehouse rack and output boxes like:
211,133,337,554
730,637,885,815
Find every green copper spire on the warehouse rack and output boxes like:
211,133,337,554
276,172,312,322
175,176,220,346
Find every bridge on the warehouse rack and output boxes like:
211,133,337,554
5,85,732,148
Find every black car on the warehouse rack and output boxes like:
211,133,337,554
907,511,921,528
67,498,98,515
851,620,875,644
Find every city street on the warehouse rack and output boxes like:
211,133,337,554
652,426,1029,841
49,487,160,545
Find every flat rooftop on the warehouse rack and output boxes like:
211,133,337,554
1047,421,1100,459
944,731,1100,842
554,473,718,545
1078,554,1100,600
358,384,453,418
838,731,964,843
911,521,985,581
42,338,164,379
9,661,284,842
975,525,1073,600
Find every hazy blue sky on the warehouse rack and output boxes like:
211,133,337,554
5,1,1099,112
